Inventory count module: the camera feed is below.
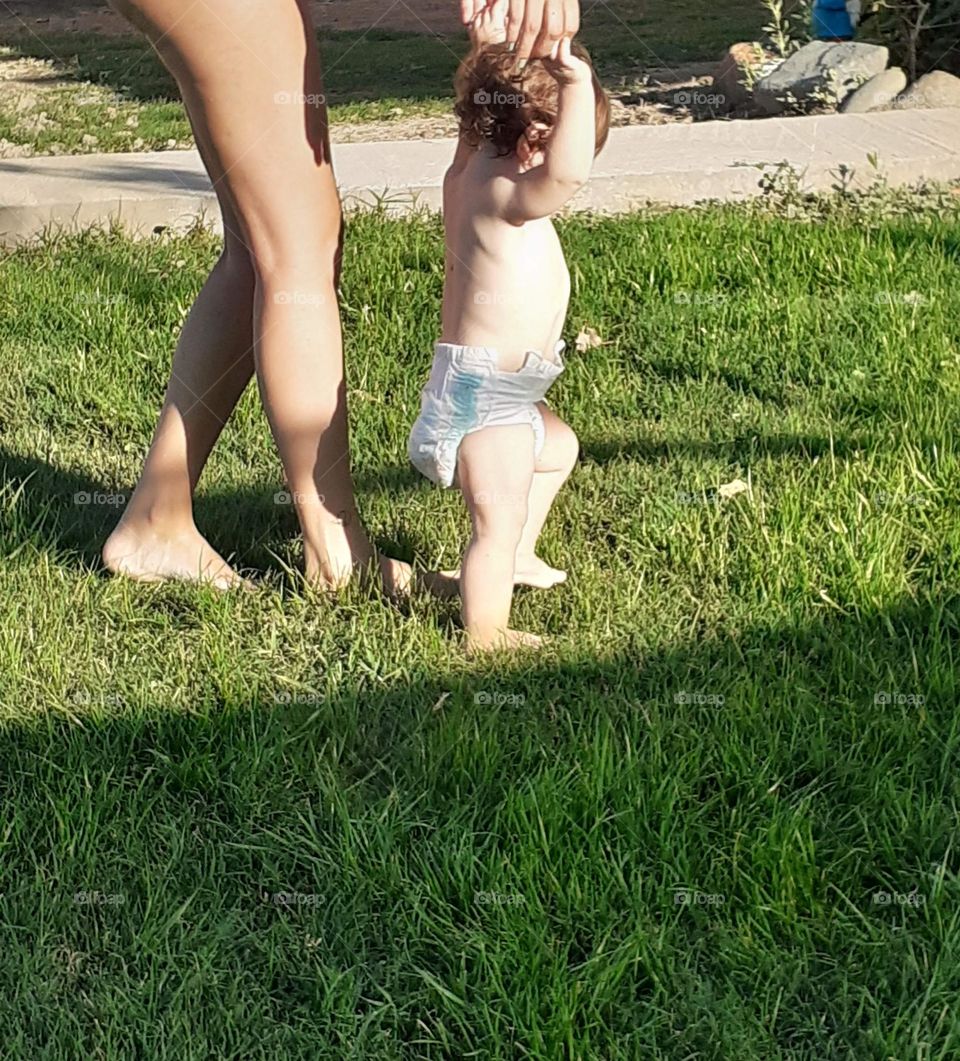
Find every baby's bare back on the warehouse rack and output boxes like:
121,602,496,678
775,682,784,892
441,151,570,373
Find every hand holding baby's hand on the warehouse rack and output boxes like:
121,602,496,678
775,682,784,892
461,0,580,59
468,0,508,45
542,36,591,85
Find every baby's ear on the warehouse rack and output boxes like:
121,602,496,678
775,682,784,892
515,131,533,163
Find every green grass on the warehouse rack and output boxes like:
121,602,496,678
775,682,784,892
2,196,960,1057
0,0,767,154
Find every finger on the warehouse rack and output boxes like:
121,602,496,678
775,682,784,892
505,0,524,44
511,0,545,59
460,0,482,25
530,2,565,59
563,0,580,38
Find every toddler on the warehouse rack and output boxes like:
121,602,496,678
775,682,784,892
409,14,610,651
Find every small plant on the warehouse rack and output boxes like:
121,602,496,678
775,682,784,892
863,0,960,81
761,0,814,57
749,158,960,221
808,67,858,108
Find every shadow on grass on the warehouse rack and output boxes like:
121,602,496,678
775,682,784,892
0,427,875,581
0,447,294,577
0,587,957,1054
884,225,960,269
0,445,439,580
578,431,865,467
0,0,775,116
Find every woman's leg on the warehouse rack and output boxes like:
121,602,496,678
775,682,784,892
103,194,257,588
105,0,408,592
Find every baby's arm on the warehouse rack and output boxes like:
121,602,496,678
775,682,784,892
457,425,539,651
503,38,597,222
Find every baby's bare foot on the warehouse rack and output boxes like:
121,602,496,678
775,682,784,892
465,628,544,654
102,521,248,591
424,559,565,599
513,555,567,589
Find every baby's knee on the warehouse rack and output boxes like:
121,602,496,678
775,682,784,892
551,418,580,473
471,498,529,549
562,424,580,469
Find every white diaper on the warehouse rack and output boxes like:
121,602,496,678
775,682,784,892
408,341,565,488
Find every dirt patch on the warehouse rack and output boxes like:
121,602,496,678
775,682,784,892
332,113,459,144
0,1,462,38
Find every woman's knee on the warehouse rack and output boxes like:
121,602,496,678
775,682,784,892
243,201,343,284
216,239,256,294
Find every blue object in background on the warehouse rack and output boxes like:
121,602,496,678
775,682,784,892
812,0,855,40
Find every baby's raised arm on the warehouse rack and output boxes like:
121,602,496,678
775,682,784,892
502,40,598,223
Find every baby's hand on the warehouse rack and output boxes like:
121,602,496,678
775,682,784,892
541,36,591,85
468,0,508,46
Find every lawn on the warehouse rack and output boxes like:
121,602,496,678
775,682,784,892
2,193,960,1057
0,0,768,154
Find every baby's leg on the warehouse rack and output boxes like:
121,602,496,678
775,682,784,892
515,404,579,589
457,424,539,651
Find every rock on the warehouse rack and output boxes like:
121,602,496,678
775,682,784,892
711,42,777,112
893,70,960,110
754,40,889,115
840,66,907,113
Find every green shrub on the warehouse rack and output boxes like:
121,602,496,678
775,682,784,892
862,0,960,80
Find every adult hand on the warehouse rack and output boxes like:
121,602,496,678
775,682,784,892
460,0,580,59
466,0,508,48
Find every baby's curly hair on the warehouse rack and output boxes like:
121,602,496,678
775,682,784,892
454,42,610,159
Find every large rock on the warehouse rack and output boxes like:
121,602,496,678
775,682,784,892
711,42,778,112
840,67,907,113
755,40,889,115
893,70,960,110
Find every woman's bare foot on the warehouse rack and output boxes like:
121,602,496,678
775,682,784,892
102,520,248,590
305,540,412,599
513,555,567,589
465,628,544,654
372,553,413,599
420,568,462,600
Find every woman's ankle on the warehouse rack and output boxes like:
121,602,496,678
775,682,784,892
302,518,373,587
115,506,195,540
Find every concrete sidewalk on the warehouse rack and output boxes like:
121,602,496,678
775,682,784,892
1,108,959,243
